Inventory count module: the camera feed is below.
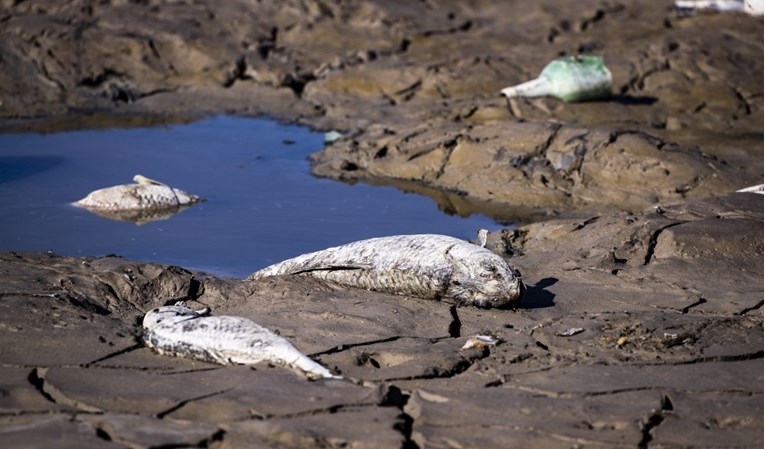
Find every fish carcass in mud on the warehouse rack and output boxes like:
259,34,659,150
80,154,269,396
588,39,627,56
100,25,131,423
248,234,525,308
143,304,340,380
73,175,204,224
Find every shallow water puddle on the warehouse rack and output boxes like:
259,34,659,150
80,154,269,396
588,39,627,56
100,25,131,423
0,115,498,278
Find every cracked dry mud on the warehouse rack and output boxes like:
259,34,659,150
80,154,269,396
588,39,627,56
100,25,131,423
0,1,763,448
1,193,762,448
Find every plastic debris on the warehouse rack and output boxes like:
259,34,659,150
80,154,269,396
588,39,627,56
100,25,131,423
324,130,345,144
675,0,764,15
555,327,585,337
617,336,629,347
501,55,612,103
461,334,500,350
663,332,695,347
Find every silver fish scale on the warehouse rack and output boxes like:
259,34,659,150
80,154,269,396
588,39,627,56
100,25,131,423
309,266,448,299
250,234,462,277
146,316,274,364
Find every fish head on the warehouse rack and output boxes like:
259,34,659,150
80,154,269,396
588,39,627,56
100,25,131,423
143,305,201,329
447,249,525,308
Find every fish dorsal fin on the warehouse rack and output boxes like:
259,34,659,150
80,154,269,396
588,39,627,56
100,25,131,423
133,174,166,186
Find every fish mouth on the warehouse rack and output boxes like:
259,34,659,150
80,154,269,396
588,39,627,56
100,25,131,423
474,280,526,309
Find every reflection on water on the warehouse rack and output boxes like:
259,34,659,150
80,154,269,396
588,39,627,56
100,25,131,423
78,201,201,225
0,115,500,278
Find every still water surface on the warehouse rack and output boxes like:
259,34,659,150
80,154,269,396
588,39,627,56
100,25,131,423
0,115,498,278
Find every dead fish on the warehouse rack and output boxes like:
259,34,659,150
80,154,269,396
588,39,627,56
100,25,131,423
555,327,585,337
461,334,500,350
143,304,340,380
73,175,204,214
248,234,525,308
675,0,763,15
736,184,764,194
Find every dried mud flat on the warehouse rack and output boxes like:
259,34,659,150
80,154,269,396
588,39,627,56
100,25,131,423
0,1,763,448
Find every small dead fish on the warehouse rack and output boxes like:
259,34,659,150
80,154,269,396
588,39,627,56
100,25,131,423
73,175,204,215
461,334,500,350
736,184,764,194
143,305,340,380
675,0,763,15
247,234,525,308
555,327,585,337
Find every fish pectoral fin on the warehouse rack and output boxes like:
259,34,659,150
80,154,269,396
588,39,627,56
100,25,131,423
291,264,372,274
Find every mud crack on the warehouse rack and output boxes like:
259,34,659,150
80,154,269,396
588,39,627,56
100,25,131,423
310,336,402,357
385,347,491,382
739,300,764,316
155,388,232,419
380,385,420,449
643,222,685,265
680,297,707,314
638,394,673,449
421,20,472,37
222,56,253,88
84,343,143,366
28,367,102,412
91,418,226,449
448,305,461,338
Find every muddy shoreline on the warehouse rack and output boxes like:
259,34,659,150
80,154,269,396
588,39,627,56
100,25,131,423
0,1,763,448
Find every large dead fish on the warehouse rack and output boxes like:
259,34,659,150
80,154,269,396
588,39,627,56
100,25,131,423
248,234,525,308
73,175,204,224
143,304,340,380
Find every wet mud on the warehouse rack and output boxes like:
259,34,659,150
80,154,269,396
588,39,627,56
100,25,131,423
0,1,762,448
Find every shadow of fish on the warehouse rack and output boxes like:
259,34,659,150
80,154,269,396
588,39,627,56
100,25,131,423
248,234,525,308
143,305,340,380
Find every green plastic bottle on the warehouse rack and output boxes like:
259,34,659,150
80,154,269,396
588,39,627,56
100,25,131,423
501,56,612,102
